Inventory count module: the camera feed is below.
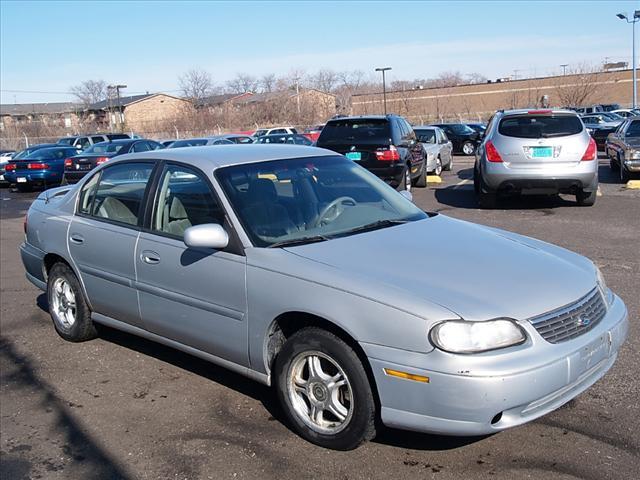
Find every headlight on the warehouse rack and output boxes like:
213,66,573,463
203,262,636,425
595,265,614,306
629,150,640,160
429,319,526,354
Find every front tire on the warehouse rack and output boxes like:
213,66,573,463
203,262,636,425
274,328,376,450
47,262,97,342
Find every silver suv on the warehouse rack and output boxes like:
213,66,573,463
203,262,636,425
474,109,598,208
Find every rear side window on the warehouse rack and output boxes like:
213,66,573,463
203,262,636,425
318,119,391,144
498,115,583,139
81,162,154,226
626,120,640,136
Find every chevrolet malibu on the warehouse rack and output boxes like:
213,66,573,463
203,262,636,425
20,145,628,450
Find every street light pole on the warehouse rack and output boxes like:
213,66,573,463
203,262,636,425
108,84,127,132
375,67,392,115
560,64,568,76
617,11,640,108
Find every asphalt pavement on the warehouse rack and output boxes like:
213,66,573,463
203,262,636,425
1,155,638,480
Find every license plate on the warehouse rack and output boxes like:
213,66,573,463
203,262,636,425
531,147,553,158
345,152,361,161
17,177,27,183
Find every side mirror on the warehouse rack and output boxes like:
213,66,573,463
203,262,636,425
184,223,229,249
399,190,413,202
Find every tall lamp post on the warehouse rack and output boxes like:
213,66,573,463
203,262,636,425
375,67,392,114
108,84,127,131
617,11,640,108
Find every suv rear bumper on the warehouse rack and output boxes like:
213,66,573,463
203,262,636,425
483,161,598,193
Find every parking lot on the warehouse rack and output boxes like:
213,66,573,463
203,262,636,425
1,153,638,480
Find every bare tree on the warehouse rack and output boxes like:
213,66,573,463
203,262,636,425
311,69,338,93
178,69,214,102
226,73,258,94
432,71,464,88
466,72,488,84
69,80,107,108
260,73,277,93
553,63,600,107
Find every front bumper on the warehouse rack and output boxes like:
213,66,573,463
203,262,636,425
623,159,640,173
363,294,629,436
483,160,598,193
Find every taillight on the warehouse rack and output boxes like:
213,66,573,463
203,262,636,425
485,140,503,163
64,158,73,168
581,137,597,161
27,162,50,170
96,156,109,165
5,163,16,171
375,145,400,161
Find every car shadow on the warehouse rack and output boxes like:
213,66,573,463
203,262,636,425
597,161,624,185
36,293,493,451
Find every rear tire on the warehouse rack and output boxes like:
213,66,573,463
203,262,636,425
47,262,97,342
620,158,630,183
609,157,619,171
16,183,31,193
274,327,377,450
576,189,596,206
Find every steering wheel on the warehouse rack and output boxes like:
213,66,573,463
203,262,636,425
313,196,356,227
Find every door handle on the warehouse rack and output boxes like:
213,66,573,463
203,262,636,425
69,234,84,244
141,250,160,265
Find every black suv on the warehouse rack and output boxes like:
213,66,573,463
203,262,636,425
316,115,426,190
432,123,481,155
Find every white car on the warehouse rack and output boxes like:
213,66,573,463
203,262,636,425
611,108,640,119
253,127,298,137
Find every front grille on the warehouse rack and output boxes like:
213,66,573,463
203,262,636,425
529,288,607,343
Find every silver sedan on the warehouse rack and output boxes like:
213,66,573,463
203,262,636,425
414,126,453,175
20,145,628,450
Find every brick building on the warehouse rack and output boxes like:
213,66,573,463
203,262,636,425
0,102,82,132
351,69,633,123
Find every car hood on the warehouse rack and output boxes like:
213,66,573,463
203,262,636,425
284,215,596,321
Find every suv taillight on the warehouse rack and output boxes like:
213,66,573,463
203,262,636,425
581,137,597,161
485,140,503,163
375,145,400,161
96,156,109,165
64,158,73,168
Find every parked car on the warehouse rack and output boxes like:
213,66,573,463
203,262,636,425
474,109,598,208
167,136,240,148
0,150,16,185
4,146,79,191
610,108,640,119
302,125,325,143
431,123,481,155
413,126,453,175
255,134,313,145
20,145,628,450
605,117,640,182
587,124,618,151
63,139,163,184
466,123,487,135
253,127,298,137
159,140,176,148
57,133,131,151
581,113,623,129
574,104,621,115
316,115,427,190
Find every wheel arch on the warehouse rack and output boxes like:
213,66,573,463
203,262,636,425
42,253,93,309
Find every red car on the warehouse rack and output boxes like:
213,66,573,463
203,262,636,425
302,124,324,143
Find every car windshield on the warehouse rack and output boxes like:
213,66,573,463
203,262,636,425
446,124,475,135
216,155,427,247
318,119,391,144
601,112,623,121
415,129,436,143
499,115,583,138
85,142,125,154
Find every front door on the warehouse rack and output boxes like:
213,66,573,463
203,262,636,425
135,163,248,366
68,161,155,328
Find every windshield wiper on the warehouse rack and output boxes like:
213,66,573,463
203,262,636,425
337,219,409,237
268,235,332,248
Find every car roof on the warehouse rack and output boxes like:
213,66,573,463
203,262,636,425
111,144,336,170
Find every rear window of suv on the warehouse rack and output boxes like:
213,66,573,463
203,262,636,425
498,115,583,139
318,119,391,144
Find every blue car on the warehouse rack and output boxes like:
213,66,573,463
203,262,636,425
4,146,79,191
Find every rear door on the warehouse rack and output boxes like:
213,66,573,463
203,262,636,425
68,162,156,328
492,113,587,168
135,162,248,365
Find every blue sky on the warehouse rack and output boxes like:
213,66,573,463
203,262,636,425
1,0,638,104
